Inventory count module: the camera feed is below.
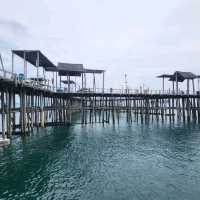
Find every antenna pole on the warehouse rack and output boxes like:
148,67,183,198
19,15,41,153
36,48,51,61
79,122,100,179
125,73,128,93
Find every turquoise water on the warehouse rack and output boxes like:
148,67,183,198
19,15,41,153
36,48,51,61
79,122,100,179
0,117,200,199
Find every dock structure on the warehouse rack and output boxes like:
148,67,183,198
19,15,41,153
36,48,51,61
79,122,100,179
1,50,200,139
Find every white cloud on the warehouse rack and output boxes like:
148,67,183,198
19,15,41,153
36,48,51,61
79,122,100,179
0,0,200,89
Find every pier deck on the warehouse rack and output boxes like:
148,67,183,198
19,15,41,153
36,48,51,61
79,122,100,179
1,74,200,138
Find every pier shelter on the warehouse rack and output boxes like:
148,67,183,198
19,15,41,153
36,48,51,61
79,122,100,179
157,74,173,94
84,68,105,93
57,62,83,92
158,71,197,94
169,71,197,94
57,62,105,93
12,50,56,87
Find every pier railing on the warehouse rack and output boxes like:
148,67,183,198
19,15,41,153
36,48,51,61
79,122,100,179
0,70,198,95
21,82,200,95
0,69,17,80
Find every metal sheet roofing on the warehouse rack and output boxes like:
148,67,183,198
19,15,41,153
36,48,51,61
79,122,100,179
13,50,56,69
157,74,173,78
57,62,83,76
84,69,105,74
45,66,58,72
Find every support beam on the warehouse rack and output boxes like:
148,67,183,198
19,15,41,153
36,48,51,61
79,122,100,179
11,51,14,74
68,76,70,92
36,51,39,86
192,79,195,94
102,71,105,93
176,72,178,94
56,72,58,91
187,79,189,95
162,77,164,94
60,75,61,89
23,51,27,80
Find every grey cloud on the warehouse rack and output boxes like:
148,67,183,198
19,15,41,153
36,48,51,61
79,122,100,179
0,19,30,70
0,19,28,35
0,18,29,49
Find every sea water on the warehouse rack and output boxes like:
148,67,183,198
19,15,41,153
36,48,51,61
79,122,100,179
0,115,200,199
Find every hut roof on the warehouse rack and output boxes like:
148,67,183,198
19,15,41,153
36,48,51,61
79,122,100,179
169,71,197,82
157,74,173,78
13,50,56,69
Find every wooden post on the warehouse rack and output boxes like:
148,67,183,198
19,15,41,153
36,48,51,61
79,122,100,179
60,75,61,89
93,73,95,92
7,91,12,138
81,73,84,90
187,79,190,95
52,72,54,91
43,68,46,85
1,91,5,138
12,92,16,132
68,75,70,92
56,72,58,91
172,81,175,94
182,98,185,122
102,71,105,93
12,51,14,75
23,51,27,80
37,51,39,86
176,72,178,94
197,98,200,123
162,77,164,94
192,79,195,94
40,93,45,128
84,72,86,89
31,93,34,129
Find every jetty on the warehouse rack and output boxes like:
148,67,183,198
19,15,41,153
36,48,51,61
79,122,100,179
1,50,200,140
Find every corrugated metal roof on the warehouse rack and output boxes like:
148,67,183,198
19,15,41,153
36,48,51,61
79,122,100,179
157,74,173,78
45,66,58,72
57,63,105,76
57,62,83,72
57,62,83,76
13,50,56,69
84,69,105,74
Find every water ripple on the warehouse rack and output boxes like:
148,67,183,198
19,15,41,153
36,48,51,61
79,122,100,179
0,120,200,199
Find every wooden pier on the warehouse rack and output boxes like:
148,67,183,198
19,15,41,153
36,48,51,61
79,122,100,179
1,50,200,139
1,74,200,138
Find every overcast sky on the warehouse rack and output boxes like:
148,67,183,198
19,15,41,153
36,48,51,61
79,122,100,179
0,0,200,90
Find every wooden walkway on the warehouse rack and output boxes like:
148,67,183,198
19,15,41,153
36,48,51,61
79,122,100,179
1,74,200,138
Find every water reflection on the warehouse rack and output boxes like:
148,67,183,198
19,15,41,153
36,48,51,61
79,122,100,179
0,117,200,199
